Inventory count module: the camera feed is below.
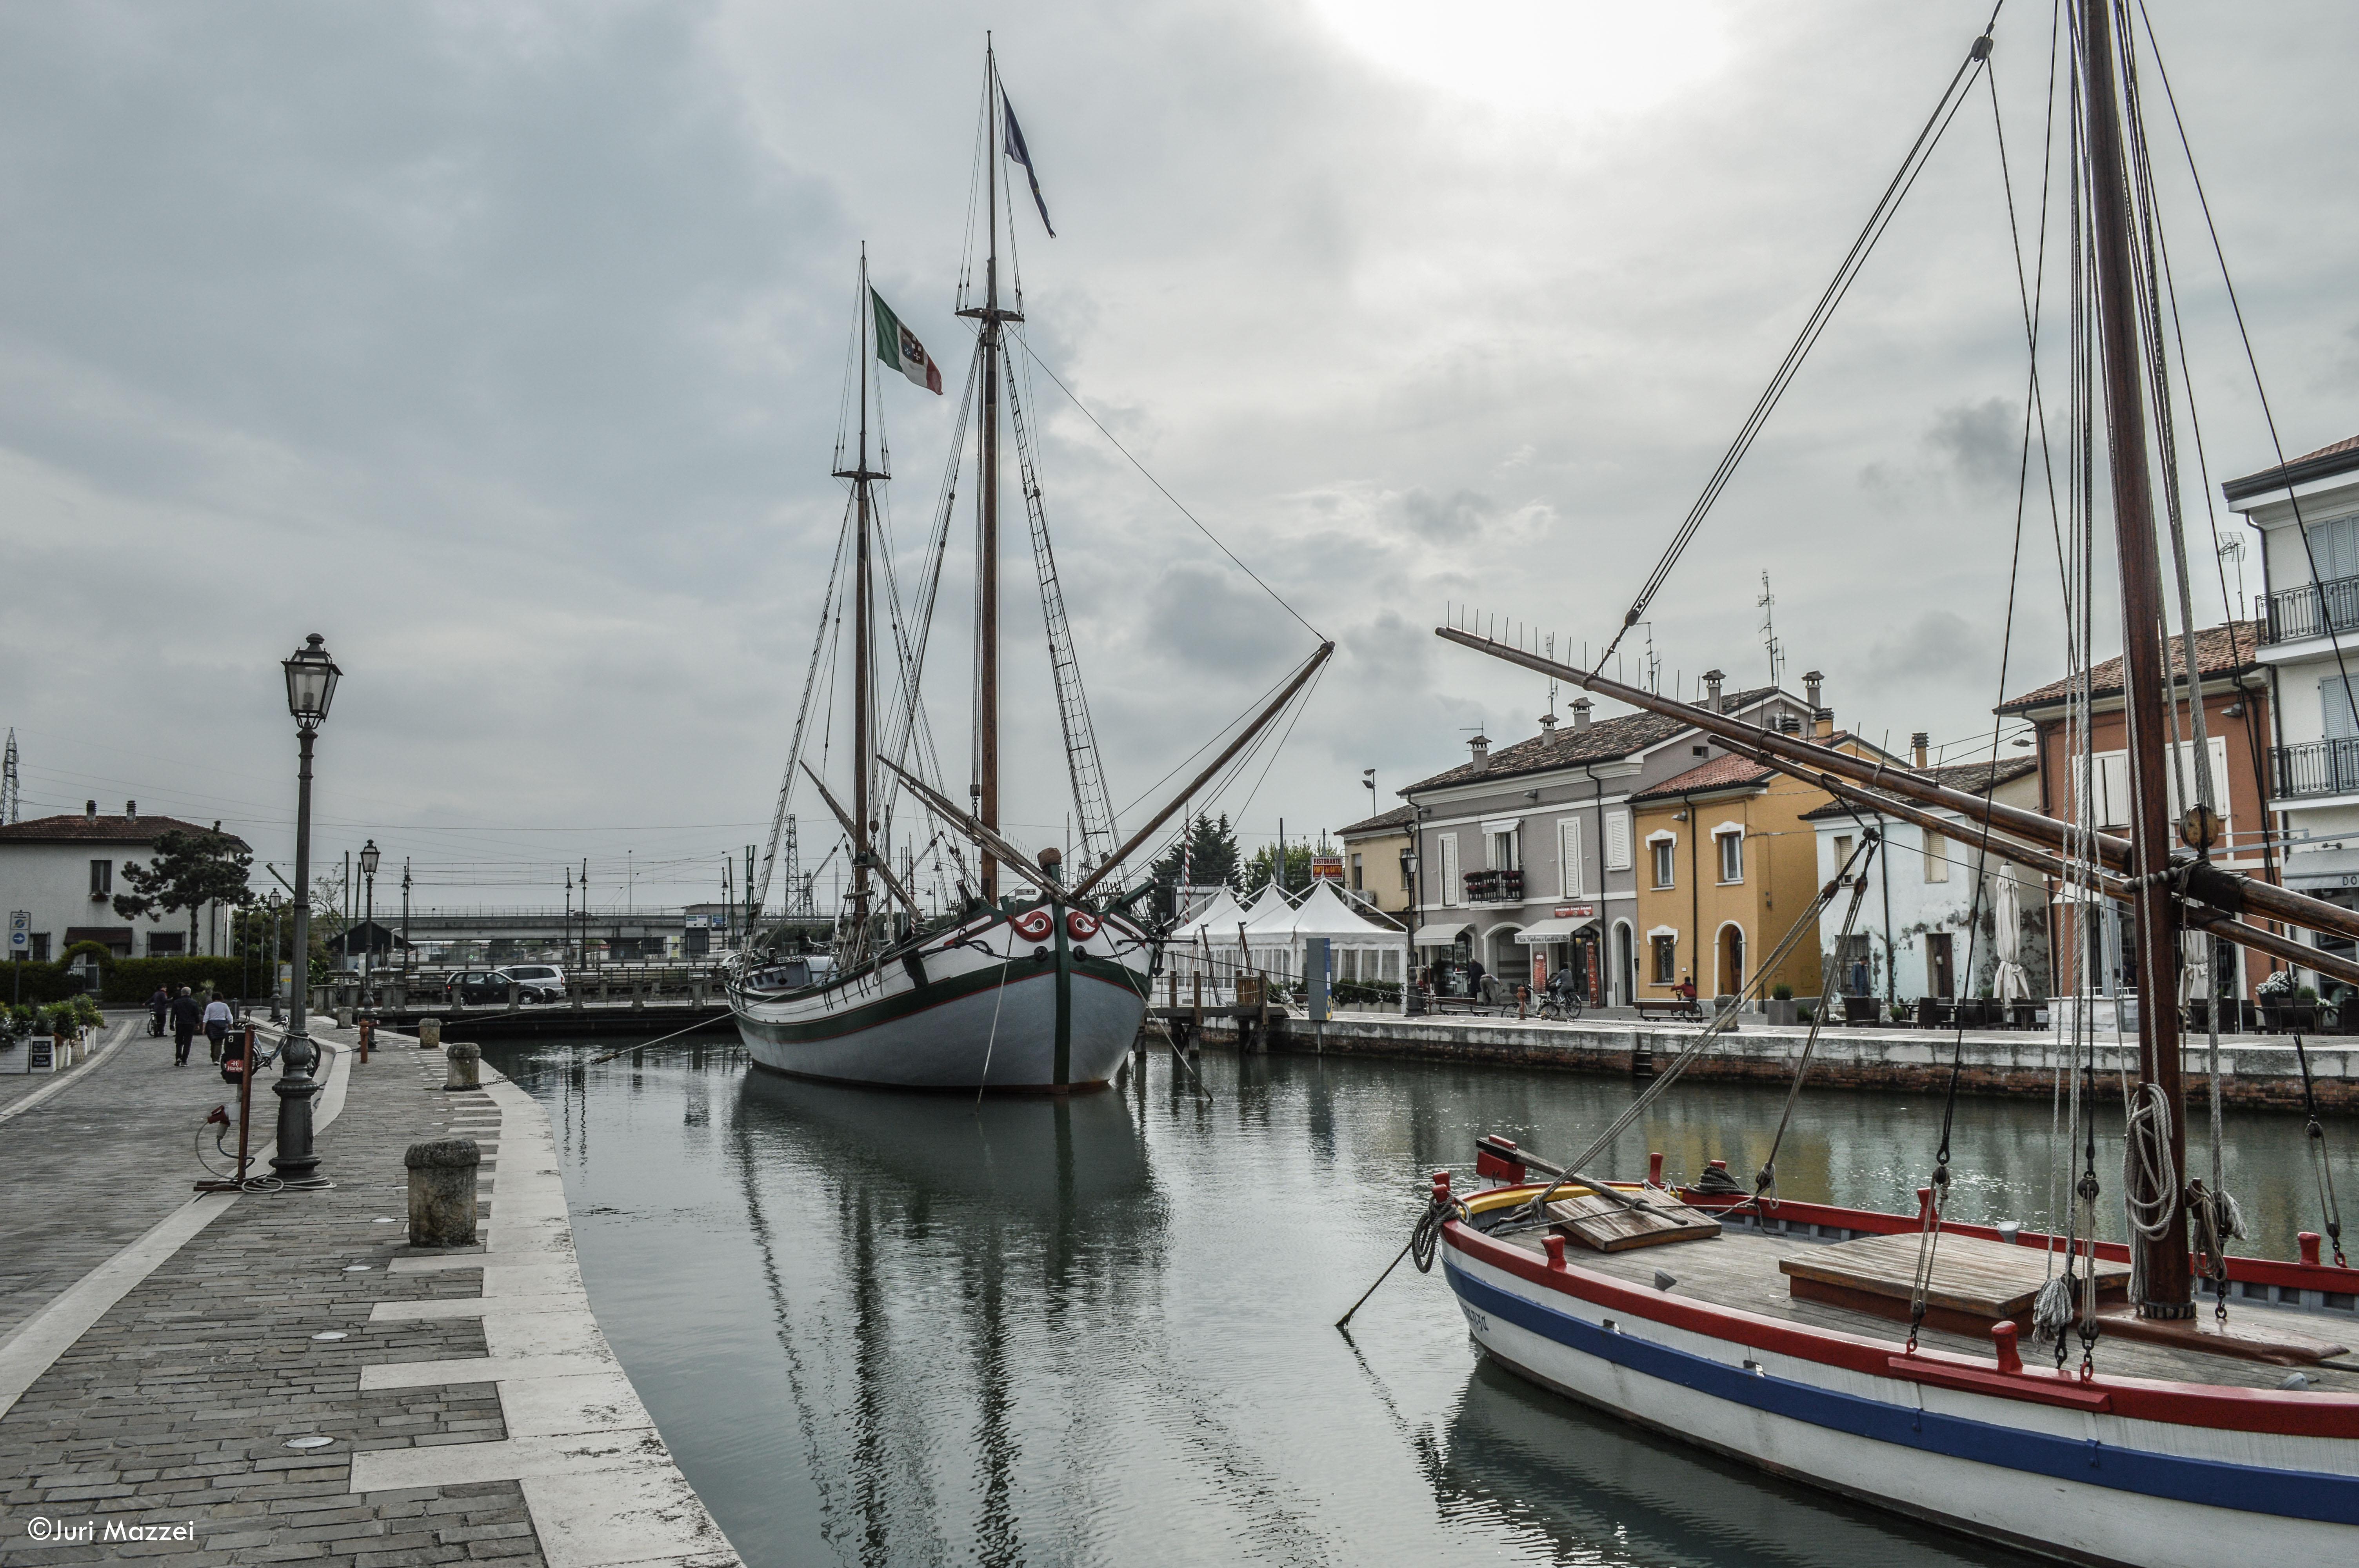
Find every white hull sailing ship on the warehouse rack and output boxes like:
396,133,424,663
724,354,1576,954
731,46,1329,1091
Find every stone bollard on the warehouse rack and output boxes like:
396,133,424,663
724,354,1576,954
443,1041,481,1091
336,1005,355,1028
405,1138,480,1247
505,981,520,1013
570,984,583,1012
418,1016,442,1050
631,982,646,1012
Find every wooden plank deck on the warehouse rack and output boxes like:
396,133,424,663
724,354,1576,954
1778,1231,2127,1318
1490,1223,2359,1393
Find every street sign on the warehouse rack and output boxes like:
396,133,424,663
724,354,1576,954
7,911,27,953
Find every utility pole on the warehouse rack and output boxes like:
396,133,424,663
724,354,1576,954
0,729,18,824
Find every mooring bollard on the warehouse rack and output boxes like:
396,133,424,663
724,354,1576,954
418,1016,442,1050
358,1020,373,1063
631,982,646,1012
335,1005,354,1028
443,1041,480,1091
405,1138,480,1247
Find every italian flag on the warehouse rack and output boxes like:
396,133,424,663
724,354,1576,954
871,288,943,394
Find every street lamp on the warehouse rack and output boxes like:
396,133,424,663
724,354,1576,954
359,839,380,1010
275,632,339,1187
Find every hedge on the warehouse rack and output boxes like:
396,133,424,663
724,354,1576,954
3,956,256,1006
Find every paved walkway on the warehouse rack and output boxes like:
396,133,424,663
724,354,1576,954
0,1020,738,1566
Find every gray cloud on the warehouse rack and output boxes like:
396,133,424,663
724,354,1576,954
0,0,2350,896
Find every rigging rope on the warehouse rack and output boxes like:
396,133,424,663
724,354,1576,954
1598,19,2001,672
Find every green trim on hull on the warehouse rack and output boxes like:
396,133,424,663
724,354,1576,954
733,951,1145,1048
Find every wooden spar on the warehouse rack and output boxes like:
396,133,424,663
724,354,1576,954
966,40,1005,904
2083,0,2189,1314
800,764,924,923
1432,627,2359,948
1708,731,2359,993
875,756,1056,898
831,248,885,941
1068,640,1335,900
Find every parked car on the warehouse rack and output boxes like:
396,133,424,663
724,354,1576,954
445,969,562,1005
501,963,567,997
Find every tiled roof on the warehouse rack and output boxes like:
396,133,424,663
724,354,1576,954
1798,755,2041,820
0,813,245,847
1338,804,1416,837
1401,686,1830,796
1630,753,1775,802
1996,622,2260,714
2222,433,2359,504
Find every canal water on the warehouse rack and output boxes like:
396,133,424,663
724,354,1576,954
482,1036,2337,1568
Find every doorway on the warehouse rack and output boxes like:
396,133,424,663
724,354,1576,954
1717,924,1745,999
1614,922,1635,1007
1927,932,1955,998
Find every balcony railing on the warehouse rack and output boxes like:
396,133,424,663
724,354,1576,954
1463,868,1523,904
2272,739,2359,799
2264,573,2359,644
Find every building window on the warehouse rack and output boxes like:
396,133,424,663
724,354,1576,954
1651,933,1677,984
1350,853,1363,891
1923,828,1950,883
1558,818,1584,898
1651,837,1676,889
1488,829,1518,871
89,859,113,896
26,933,49,962
148,932,184,956
1606,810,1632,871
1833,833,1854,878
1717,830,1743,884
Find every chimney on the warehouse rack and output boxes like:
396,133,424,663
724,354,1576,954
85,799,96,820
1702,669,1725,711
1912,731,1930,769
1469,735,1491,772
1571,697,1593,732
125,800,136,821
1538,712,1557,739
1813,708,1834,739
1804,670,1824,712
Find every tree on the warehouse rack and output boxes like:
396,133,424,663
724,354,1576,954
113,830,253,953
1148,813,1240,890
1241,842,1315,897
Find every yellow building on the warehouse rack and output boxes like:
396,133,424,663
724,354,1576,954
1337,804,1415,915
1630,741,1878,1002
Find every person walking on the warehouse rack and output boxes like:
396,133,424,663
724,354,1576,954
147,985,170,1038
168,987,201,1067
1465,953,1487,1005
202,993,234,1065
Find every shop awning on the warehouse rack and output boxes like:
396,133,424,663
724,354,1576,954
1412,922,1472,946
1514,914,1598,944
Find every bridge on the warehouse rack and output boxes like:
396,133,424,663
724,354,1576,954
378,907,832,960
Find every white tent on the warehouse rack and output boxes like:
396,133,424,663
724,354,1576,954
1238,880,1408,987
1172,887,1243,944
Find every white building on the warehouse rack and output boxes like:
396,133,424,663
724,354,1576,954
2227,433,2359,935
0,802,249,962
1807,756,2045,1002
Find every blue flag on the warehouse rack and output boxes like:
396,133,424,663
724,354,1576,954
1001,94,1055,237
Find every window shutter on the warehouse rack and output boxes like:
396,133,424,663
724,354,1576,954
1605,811,1632,870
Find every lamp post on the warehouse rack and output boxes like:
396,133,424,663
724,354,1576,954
400,858,411,983
275,632,340,1187
359,839,380,1011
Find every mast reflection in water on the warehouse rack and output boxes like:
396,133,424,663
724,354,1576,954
501,1037,2291,1565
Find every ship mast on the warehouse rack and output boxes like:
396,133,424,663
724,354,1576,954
834,248,884,944
958,37,1016,904
2080,0,2190,1318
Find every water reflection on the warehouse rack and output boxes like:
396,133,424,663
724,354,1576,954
488,1039,2322,1567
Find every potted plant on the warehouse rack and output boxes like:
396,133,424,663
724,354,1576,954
1767,983,1799,1027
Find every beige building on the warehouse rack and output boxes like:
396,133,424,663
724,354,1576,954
1337,805,1415,915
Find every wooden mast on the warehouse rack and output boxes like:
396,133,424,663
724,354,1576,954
834,247,883,946
2081,0,2191,1317
960,37,1012,904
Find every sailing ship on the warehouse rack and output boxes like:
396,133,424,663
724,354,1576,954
730,46,1330,1091
1419,7,2359,1561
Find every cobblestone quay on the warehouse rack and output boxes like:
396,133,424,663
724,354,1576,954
0,1015,737,1566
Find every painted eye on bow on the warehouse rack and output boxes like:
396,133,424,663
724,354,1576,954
1066,912,1100,942
1010,909,1054,942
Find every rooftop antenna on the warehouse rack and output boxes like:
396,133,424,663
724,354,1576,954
0,728,16,823
1758,571,1787,689
1640,622,1662,695
2218,537,2249,623
1544,632,1559,718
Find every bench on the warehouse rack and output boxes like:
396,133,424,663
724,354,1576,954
1632,999,1703,1023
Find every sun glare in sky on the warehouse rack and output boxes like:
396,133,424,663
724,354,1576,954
1303,0,1733,118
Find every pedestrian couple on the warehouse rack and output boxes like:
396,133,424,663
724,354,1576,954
160,987,234,1067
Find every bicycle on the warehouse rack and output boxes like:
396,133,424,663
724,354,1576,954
1535,989,1584,1024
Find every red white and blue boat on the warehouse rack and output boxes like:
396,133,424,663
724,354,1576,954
1420,4,2359,1560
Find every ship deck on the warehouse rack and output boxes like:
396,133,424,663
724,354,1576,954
1488,1219,2359,1395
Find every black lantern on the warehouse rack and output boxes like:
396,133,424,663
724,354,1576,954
359,839,380,878
283,633,340,730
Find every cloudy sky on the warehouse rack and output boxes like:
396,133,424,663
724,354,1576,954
1,0,2352,912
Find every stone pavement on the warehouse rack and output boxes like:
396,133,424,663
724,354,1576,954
0,1020,739,1566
